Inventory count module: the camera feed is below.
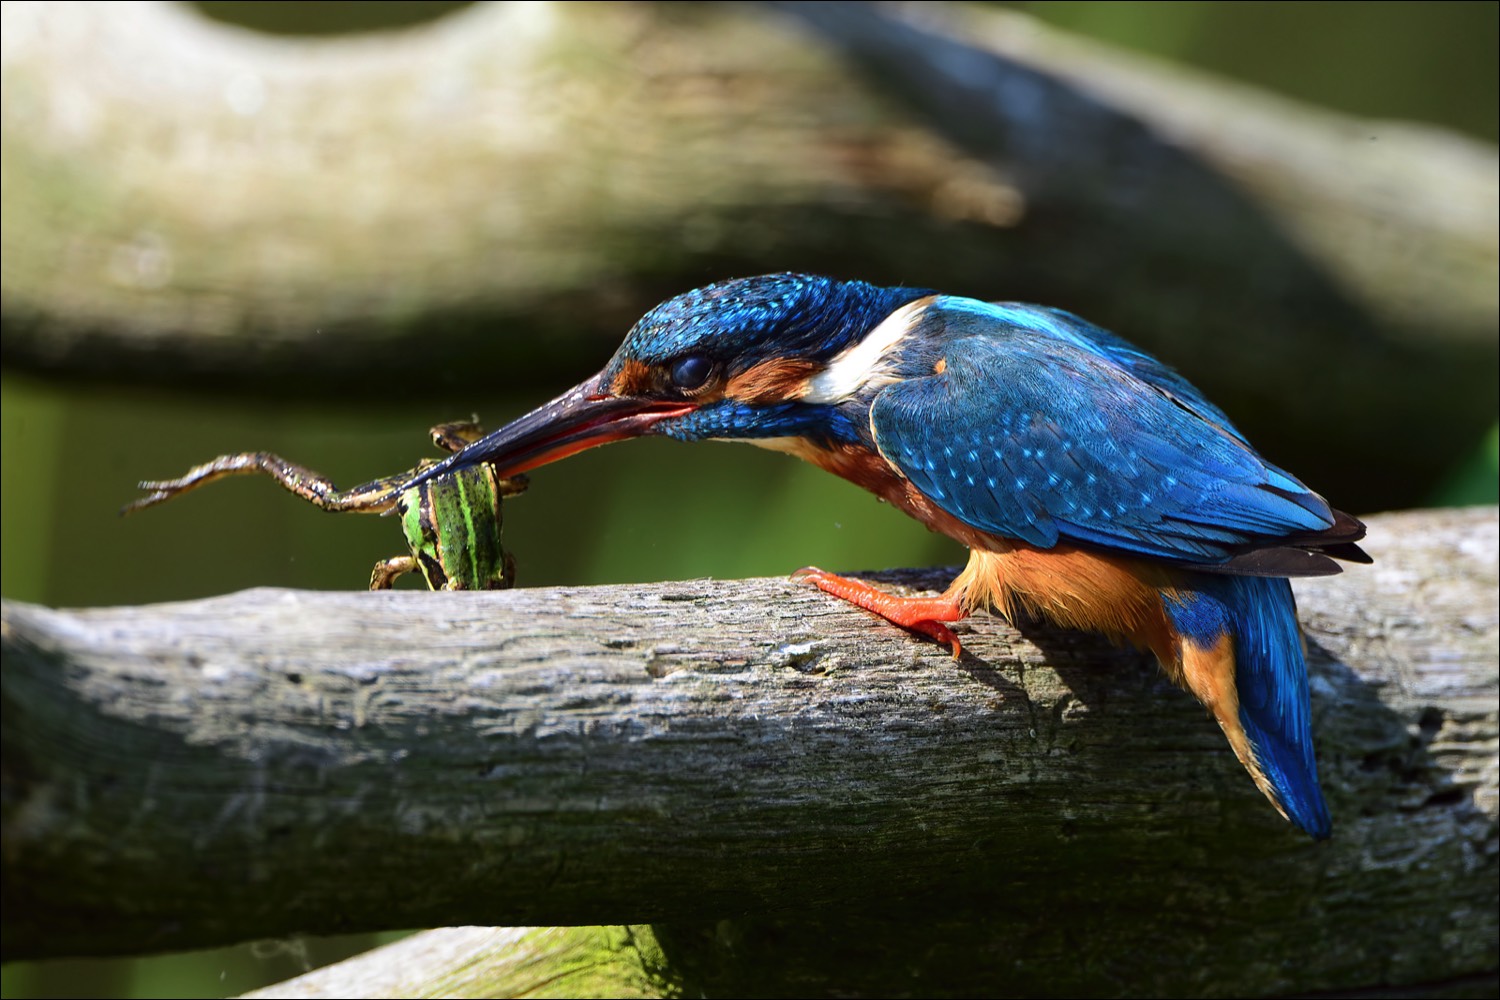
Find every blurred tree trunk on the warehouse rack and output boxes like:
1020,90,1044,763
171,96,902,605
5,507,1496,996
1,2,1495,510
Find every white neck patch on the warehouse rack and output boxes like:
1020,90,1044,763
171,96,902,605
804,297,931,404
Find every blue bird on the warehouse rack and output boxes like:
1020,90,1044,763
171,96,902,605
405,274,1368,837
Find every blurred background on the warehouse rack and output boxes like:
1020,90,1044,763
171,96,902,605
2,1,1495,996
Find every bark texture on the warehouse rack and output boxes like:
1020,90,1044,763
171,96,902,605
3,507,1496,997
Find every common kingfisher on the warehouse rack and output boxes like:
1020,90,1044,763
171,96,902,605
405,274,1368,838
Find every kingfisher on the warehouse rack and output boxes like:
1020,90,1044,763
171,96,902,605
404,274,1368,838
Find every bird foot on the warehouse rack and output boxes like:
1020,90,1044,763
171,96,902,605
793,567,967,658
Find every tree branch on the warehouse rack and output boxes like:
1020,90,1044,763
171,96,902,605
241,926,677,1000
1,3,1494,510
4,507,1496,996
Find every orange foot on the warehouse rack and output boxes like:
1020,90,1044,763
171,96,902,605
793,567,968,658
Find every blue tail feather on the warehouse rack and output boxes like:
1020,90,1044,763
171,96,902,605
1165,576,1331,838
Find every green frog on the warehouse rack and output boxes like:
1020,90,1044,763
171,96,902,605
124,421,526,590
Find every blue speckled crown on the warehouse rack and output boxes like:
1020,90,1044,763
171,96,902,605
610,274,933,375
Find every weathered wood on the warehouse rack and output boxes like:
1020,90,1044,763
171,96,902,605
241,926,676,1000
1,0,1031,387
2,3,1494,512
789,1,1499,347
3,507,1496,997
5,0,1493,373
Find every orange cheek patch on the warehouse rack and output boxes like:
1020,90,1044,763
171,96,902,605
610,359,656,397
726,358,822,403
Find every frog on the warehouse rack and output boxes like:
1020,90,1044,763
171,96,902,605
123,421,527,590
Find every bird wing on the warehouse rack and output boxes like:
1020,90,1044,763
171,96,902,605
868,302,1338,567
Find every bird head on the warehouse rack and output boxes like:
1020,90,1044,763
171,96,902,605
403,274,935,489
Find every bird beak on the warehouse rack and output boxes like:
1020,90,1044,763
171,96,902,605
400,373,697,492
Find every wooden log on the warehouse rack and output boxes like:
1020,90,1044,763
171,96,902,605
3,507,1495,997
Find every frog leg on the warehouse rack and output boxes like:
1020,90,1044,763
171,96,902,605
124,452,403,516
370,556,419,590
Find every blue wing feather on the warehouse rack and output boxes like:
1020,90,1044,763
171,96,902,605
870,299,1335,565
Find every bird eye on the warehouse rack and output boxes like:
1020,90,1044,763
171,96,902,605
669,355,713,392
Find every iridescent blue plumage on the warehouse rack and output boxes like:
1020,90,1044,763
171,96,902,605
873,300,1336,568
1162,578,1329,837
610,274,931,376
661,400,869,449
934,297,1253,446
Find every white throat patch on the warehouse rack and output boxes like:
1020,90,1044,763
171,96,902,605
803,297,931,404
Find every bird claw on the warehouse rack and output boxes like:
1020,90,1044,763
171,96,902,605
792,566,966,658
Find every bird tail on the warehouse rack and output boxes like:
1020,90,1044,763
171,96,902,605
1165,575,1331,839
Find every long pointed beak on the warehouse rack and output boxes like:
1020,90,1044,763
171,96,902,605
400,373,696,493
